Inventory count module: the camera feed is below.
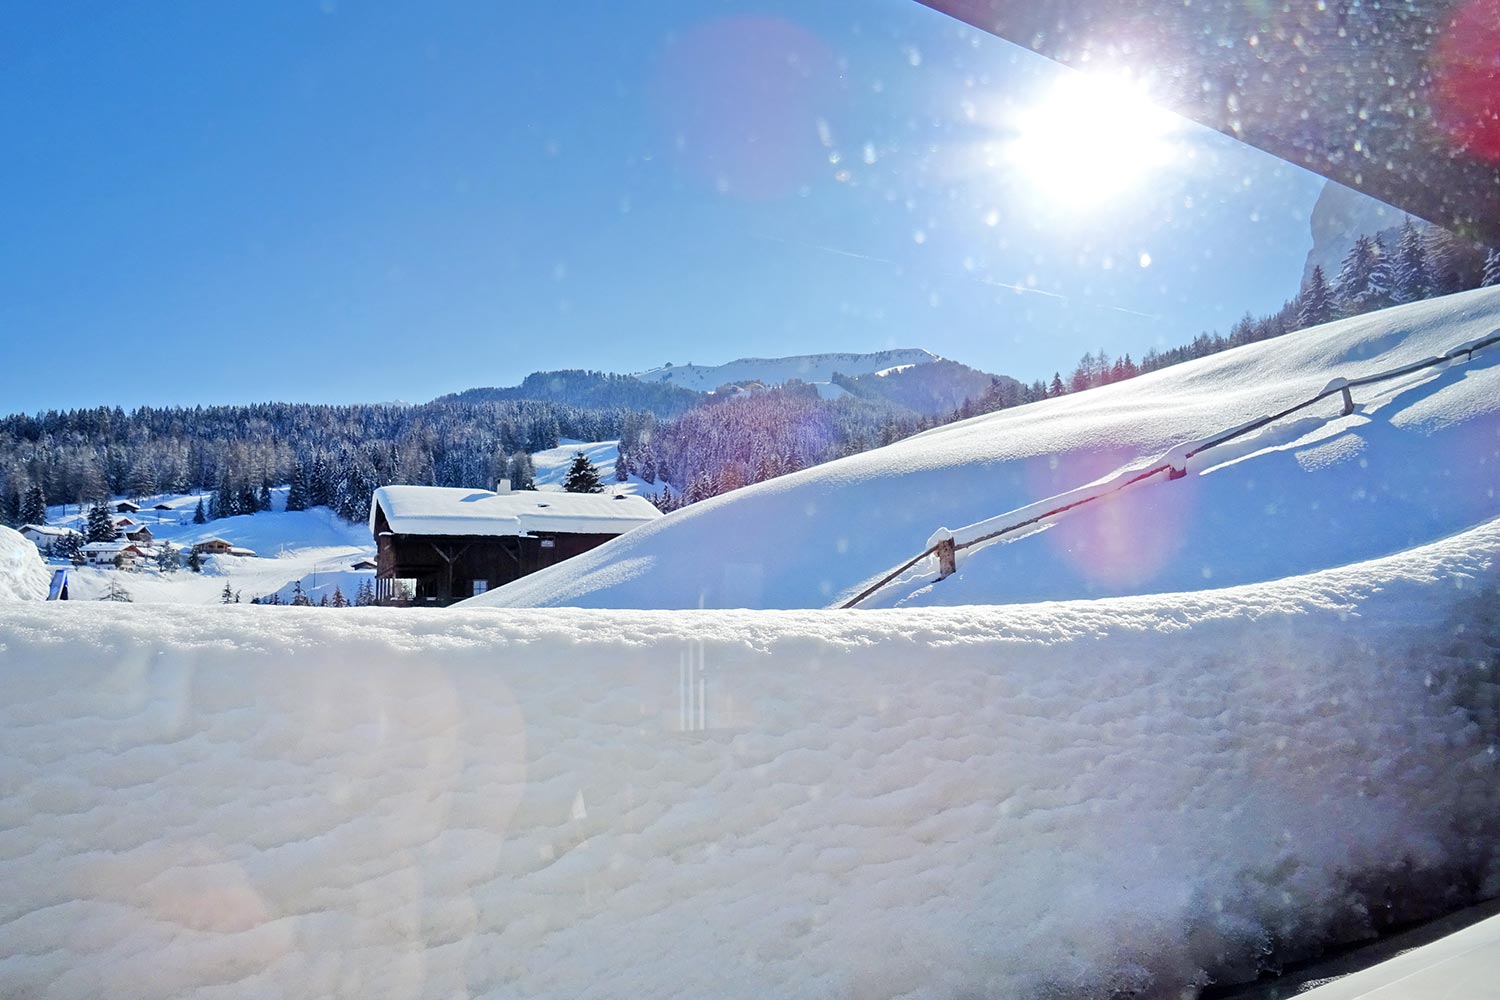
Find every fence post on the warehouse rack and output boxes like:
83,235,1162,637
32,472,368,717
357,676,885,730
1340,386,1355,416
936,538,957,580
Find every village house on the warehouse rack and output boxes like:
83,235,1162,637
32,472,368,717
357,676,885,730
190,538,257,558
121,525,153,545
114,501,141,514
80,542,144,569
368,481,662,606
18,524,82,555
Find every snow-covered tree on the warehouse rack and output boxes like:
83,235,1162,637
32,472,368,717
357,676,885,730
54,530,83,563
187,549,203,573
97,579,132,602
285,463,310,512
1298,264,1336,328
290,580,313,606
1048,372,1065,397
614,447,631,482
220,582,235,604
86,503,117,542
506,452,537,491
20,483,46,526
1392,219,1431,304
331,586,349,608
157,541,180,573
1335,235,1392,315
562,451,604,493
1484,249,1500,288
193,498,207,524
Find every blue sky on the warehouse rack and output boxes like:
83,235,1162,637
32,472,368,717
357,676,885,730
0,1,1326,411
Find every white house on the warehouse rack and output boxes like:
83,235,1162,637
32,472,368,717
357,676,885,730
80,542,143,569
18,524,82,555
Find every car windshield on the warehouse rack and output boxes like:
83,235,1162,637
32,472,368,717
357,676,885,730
1,3,1497,998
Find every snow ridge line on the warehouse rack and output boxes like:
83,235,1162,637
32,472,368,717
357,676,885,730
839,329,1500,609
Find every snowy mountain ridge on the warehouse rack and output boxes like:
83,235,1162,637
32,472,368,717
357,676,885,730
631,348,941,392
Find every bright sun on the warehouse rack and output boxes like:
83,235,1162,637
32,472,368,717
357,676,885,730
1006,72,1181,209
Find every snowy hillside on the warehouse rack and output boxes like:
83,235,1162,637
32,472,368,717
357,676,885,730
30,491,374,605
0,525,49,601
632,348,940,393
476,287,1500,611
1,522,1496,998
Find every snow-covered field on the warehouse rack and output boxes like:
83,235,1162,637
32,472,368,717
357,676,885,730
0,518,1496,998
476,287,1500,610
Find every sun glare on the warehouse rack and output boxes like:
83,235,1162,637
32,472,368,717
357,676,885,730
1007,72,1181,210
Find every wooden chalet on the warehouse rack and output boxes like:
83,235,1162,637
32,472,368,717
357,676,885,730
369,482,662,606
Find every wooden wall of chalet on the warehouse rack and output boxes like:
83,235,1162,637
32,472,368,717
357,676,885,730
373,505,621,605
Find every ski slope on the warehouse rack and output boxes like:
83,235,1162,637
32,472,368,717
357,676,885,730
475,288,1500,611
0,520,1496,999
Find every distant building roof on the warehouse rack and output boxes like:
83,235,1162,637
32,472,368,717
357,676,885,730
114,501,141,511
81,542,140,554
20,524,80,537
153,503,173,510
370,485,662,539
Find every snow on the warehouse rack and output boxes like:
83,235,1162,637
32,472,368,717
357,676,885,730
29,491,375,606
0,525,49,601
632,348,939,392
1298,911,1500,998
474,287,1500,610
0,520,1496,997
530,439,654,495
371,485,661,539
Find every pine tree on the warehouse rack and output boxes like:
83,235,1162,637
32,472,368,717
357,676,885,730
1048,373,1066,397
1298,264,1336,328
291,580,313,606
98,579,132,603
193,498,207,524
54,530,83,562
187,550,203,573
258,483,272,511
285,462,310,512
331,586,349,608
221,582,235,604
318,594,330,607
1484,249,1500,287
1392,219,1432,303
86,503,118,542
561,451,604,493
505,452,536,491
157,541,180,572
20,483,46,526
1336,235,1390,315
614,447,631,482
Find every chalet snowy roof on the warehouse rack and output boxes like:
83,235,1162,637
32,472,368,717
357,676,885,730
19,524,80,537
370,485,662,539
80,542,140,554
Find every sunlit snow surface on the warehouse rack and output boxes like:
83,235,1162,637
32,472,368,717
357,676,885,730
0,525,49,601
474,287,1500,610
1,521,1497,998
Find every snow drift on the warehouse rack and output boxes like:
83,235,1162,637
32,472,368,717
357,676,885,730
473,288,1500,610
0,525,49,602
1,522,1498,999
